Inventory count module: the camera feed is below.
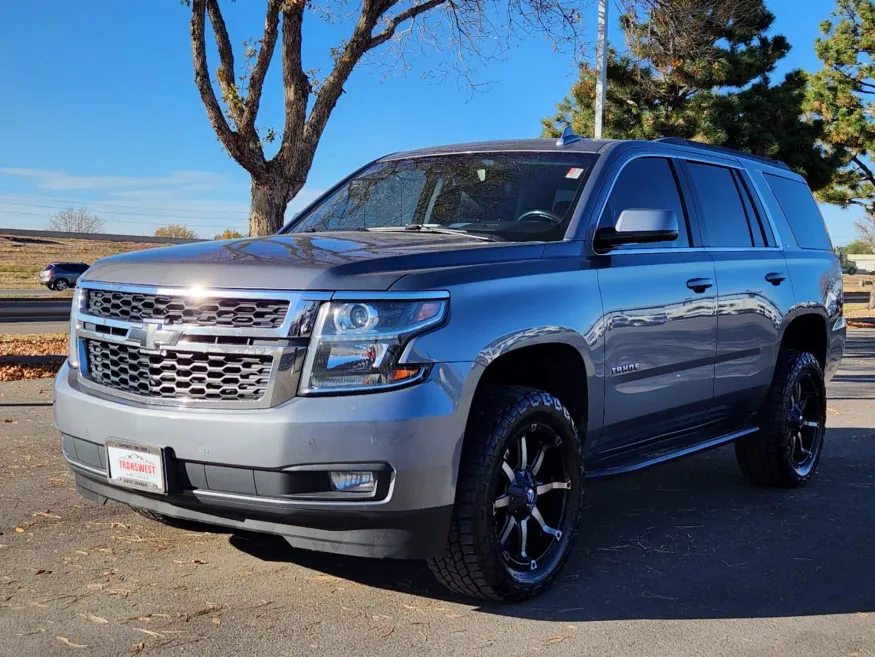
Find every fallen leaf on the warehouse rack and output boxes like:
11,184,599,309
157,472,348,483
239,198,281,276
56,637,88,649
212,616,221,625
546,636,568,645
381,626,395,638
133,628,165,639
403,604,426,615
33,511,61,519
14,527,25,534
78,613,108,624
31,569,51,575
131,642,145,653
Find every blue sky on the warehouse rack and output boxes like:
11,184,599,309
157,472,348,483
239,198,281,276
0,0,860,243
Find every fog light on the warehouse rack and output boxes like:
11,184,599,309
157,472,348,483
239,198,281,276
329,471,376,493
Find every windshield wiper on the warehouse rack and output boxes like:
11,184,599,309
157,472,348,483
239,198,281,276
366,225,501,242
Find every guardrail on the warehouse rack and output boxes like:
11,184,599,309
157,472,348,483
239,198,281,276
0,298,71,322
0,227,205,245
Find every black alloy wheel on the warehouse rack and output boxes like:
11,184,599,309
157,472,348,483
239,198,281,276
428,386,584,601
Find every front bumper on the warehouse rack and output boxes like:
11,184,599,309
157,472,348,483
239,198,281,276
55,360,476,558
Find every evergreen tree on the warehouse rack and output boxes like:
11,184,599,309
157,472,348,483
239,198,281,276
807,0,875,308
543,0,837,190
807,0,875,230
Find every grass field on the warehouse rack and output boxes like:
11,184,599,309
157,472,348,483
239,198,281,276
0,233,168,289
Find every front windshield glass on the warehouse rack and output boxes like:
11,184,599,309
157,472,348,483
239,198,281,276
283,152,598,242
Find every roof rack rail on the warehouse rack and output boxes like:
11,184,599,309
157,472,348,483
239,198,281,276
556,126,583,147
656,137,791,170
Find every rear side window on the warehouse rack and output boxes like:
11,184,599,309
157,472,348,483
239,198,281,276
686,162,753,247
763,174,832,250
601,157,691,248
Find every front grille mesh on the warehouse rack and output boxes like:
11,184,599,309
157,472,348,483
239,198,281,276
85,339,272,402
86,289,289,328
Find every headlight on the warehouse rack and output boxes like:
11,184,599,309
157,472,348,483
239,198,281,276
298,296,448,394
68,287,84,368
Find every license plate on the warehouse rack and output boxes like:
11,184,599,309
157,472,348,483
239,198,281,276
105,440,166,494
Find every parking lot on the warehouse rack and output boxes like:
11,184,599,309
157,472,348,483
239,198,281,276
1,330,873,657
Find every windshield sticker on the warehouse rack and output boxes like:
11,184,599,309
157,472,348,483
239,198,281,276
565,167,584,179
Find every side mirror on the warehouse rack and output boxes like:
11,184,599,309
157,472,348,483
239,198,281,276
596,209,679,250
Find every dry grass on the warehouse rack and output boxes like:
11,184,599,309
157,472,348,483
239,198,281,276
845,302,875,328
0,234,168,289
843,273,874,291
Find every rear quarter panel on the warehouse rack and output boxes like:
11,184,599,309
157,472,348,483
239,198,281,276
749,166,845,380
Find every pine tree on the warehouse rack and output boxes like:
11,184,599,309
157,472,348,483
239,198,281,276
807,0,875,308
543,0,838,190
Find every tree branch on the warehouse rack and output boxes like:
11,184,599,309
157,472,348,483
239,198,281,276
852,154,875,187
301,0,452,167
369,0,449,49
240,0,283,137
276,0,311,182
205,0,244,127
830,64,875,95
190,0,246,164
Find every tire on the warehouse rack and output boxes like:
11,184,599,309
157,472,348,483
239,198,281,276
53,278,69,291
427,386,584,601
735,350,826,488
847,266,857,275
130,507,218,533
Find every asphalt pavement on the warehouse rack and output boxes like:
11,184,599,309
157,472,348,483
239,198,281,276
1,330,873,657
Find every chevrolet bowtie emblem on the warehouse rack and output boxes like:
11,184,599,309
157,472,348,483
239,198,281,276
128,320,182,352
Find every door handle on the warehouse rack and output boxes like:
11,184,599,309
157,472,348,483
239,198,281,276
686,277,714,293
765,272,787,285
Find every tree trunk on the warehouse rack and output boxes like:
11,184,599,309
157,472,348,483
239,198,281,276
869,284,875,311
249,178,291,237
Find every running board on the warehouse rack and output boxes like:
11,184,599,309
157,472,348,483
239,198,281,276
586,427,759,478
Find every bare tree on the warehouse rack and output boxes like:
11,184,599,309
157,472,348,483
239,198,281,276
188,0,595,236
48,207,104,234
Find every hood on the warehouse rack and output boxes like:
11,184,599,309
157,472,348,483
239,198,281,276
83,231,545,291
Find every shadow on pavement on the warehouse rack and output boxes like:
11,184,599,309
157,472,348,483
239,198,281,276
230,425,875,621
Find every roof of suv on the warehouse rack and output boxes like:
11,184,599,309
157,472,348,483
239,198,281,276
382,136,793,175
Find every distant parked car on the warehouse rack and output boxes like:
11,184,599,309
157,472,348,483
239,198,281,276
39,262,89,291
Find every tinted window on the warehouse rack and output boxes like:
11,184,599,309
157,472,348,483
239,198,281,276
600,157,690,248
287,153,597,243
764,174,832,250
686,162,753,247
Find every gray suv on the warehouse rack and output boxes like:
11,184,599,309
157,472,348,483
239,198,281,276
55,134,845,601
39,262,89,290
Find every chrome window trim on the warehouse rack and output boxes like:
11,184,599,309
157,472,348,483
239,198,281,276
588,151,786,255
72,282,323,410
681,155,785,251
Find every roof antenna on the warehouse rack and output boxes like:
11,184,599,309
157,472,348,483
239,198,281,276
556,125,583,147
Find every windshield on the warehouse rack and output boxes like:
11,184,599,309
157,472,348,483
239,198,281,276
283,152,598,242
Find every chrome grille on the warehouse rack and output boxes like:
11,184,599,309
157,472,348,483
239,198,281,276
86,289,289,328
85,339,272,401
